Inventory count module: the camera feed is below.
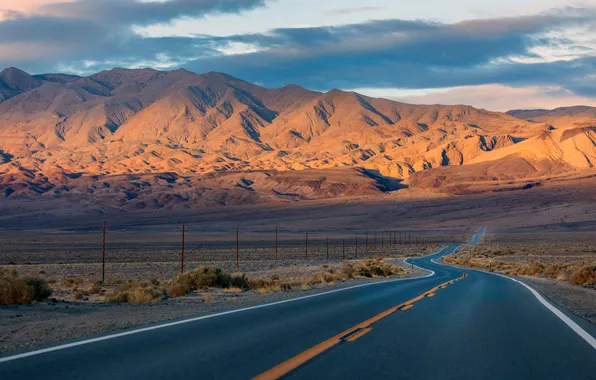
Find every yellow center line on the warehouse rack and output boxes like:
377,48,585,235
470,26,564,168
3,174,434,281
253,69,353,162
253,272,468,380
345,328,373,342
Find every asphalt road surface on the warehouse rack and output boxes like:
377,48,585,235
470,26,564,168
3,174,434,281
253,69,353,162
1,229,595,379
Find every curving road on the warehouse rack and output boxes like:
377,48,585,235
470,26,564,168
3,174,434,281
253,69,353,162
1,230,595,379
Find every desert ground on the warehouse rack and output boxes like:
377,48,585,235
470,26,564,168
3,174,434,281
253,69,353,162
1,178,596,353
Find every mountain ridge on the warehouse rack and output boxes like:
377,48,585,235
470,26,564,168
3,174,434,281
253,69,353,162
0,67,594,208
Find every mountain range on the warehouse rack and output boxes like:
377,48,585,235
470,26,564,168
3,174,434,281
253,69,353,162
0,67,595,210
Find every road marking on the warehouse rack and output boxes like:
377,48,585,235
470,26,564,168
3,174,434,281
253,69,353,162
503,275,596,350
438,233,596,352
0,249,447,365
345,328,372,342
253,272,467,380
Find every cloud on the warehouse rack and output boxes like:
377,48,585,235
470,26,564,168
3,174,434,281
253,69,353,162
0,0,270,72
0,1,72,19
0,2,595,107
37,0,269,26
380,84,596,111
323,7,386,16
180,9,596,92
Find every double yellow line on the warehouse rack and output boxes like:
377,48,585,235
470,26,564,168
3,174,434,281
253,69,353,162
254,272,468,379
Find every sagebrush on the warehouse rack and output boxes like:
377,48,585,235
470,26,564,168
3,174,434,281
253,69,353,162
0,269,52,305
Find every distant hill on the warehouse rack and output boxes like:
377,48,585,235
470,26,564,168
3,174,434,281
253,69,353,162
507,106,596,126
0,67,594,208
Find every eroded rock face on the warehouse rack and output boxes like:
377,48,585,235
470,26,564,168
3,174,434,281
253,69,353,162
0,67,594,208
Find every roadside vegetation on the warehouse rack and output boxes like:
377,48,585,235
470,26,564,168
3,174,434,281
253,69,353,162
101,258,406,304
446,245,596,287
0,269,52,305
0,258,407,306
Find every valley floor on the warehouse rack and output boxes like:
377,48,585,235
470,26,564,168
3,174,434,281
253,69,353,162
1,181,596,354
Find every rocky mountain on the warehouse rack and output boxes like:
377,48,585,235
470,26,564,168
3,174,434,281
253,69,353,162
0,67,594,208
508,106,596,128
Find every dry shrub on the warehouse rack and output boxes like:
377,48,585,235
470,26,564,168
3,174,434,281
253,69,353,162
448,246,596,288
0,270,52,305
89,281,101,294
25,277,53,302
309,271,345,285
544,263,565,278
165,267,247,297
224,287,244,293
230,274,249,290
570,265,596,286
245,276,291,294
0,269,31,305
517,262,546,276
341,259,403,279
165,283,188,298
104,281,162,304
165,266,220,297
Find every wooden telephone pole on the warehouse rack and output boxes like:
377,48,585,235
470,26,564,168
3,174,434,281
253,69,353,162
275,226,278,260
236,228,239,270
101,222,107,283
181,222,185,274
305,232,309,259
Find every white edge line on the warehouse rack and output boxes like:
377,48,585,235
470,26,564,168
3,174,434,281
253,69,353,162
438,235,596,351
0,249,445,364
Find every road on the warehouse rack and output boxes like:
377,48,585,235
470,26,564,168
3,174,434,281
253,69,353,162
1,229,595,379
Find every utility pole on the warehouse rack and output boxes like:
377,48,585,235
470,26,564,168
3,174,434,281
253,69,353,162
365,232,369,254
355,237,358,258
305,232,308,259
326,237,329,261
236,228,239,270
275,226,278,260
342,240,345,260
181,221,185,274
101,221,107,283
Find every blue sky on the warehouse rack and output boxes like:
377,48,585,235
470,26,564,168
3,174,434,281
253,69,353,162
1,0,596,110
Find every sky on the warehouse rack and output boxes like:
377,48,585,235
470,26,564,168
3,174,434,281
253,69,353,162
1,0,596,111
